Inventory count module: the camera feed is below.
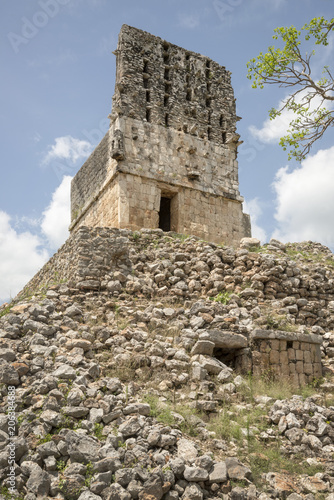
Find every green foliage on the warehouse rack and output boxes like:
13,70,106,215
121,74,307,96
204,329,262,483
0,303,13,318
0,486,25,500
247,16,334,161
37,433,53,445
144,394,176,426
132,231,141,240
93,422,106,441
144,394,204,436
56,459,67,472
85,462,94,487
264,313,298,333
239,372,320,402
210,291,233,305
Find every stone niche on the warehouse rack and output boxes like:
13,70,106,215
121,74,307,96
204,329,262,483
203,328,323,386
250,329,323,386
70,24,251,247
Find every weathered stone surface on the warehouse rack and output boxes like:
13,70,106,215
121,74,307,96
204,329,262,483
201,330,247,349
0,348,16,361
240,237,261,249
183,466,209,482
78,491,103,500
182,483,203,500
177,438,198,461
53,363,77,380
191,340,215,356
25,463,51,497
118,416,144,437
208,462,227,483
225,457,252,480
266,472,301,496
0,359,19,385
70,25,250,247
66,432,101,464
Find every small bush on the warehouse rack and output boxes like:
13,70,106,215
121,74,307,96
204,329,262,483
210,291,233,305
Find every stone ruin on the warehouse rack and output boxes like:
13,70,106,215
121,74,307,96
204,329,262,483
15,27,326,387
70,25,251,247
19,227,324,386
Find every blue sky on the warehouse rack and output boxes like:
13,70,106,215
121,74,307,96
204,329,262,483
1,0,334,302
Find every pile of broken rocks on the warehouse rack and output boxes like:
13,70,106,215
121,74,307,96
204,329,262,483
1,233,334,499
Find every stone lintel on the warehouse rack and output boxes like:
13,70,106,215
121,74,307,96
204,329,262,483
251,329,323,345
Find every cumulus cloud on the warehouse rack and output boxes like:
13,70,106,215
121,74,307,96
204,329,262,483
42,135,93,165
272,146,334,248
243,198,267,243
249,92,333,145
249,107,294,144
0,212,48,302
41,176,72,248
0,176,73,302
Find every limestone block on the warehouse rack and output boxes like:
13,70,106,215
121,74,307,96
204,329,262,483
304,363,313,375
269,350,280,364
279,340,287,351
314,363,323,378
290,373,299,386
201,330,247,349
296,350,303,361
271,340,280,351
280,351,288,365
281,363,290,377
296,361,304,374
303,351,311,364
289,363,296,374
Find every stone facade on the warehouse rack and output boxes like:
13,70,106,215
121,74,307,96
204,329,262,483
70,25,251,246
250,329,323,386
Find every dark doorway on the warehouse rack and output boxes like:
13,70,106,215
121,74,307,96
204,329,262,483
159,197,171,231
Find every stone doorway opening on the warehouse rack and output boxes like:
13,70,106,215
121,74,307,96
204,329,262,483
213,346,251,374
159,197,171,231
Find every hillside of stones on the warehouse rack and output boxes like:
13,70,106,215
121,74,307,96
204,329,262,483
2,229,334,500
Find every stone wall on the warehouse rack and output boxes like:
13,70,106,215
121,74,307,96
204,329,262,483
70,132,113,221
112,25,237,143
72,171,249,246
251,329,323,385
18,227,131,298
70,25,251,246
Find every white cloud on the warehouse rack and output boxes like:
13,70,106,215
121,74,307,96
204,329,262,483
249,88,334,145
178,13,200,29
0,176,74,302
41,176,72,248
42,135,93,165
0,212,48,302
243,198,267,243
249,106,294,144
272,146,334,248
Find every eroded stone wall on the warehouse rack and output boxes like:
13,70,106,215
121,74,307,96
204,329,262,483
73,172,249,246
70,25,250,246
112,25,237,143
251,329,323,386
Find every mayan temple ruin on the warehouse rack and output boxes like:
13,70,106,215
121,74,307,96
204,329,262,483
70,25,251,246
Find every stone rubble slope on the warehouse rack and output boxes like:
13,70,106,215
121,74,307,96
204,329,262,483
1,229,334,499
